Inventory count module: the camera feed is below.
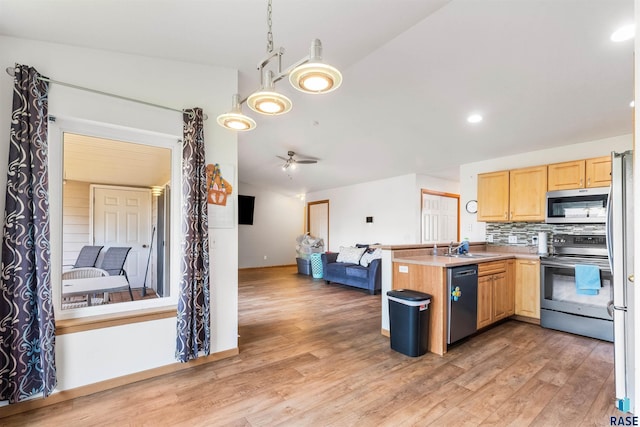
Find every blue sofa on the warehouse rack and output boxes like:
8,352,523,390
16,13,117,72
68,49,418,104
320,252,382,295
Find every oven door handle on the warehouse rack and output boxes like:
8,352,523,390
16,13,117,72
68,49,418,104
541,260,610,271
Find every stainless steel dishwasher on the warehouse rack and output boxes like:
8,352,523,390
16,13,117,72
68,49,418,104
447,265,478,344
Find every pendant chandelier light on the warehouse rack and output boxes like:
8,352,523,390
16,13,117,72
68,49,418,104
217,0,342,131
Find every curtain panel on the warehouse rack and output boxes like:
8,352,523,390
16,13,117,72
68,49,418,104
176,108,211,362
0,64,56,402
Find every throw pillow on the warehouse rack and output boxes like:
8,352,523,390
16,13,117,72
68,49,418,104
336,246,366,264
360,248,382,267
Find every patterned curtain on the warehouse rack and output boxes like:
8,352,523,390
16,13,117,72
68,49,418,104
0,64,56,402
176,108,211,362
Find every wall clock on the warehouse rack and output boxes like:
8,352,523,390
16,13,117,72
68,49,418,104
465,200,478,214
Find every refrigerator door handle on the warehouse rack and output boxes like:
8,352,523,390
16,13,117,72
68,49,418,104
607,300,614,318
606,181,613,273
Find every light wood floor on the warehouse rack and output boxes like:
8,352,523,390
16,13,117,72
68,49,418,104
2,266,626,426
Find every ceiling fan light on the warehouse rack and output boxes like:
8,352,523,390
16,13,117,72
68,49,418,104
247,91,293,115
290,62,342,94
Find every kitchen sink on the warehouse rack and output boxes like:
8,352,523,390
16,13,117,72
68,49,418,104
444,253,493,258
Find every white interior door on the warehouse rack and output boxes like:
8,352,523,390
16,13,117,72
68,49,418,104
422,194,440,243
308,201,329,251
441,196,459,241
421,192,459,244
93,186,152,288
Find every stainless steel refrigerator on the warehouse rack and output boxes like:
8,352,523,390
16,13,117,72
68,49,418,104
607,150,636,413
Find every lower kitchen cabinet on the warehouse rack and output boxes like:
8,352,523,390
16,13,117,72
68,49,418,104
477,261,513,328
477,275,493,329
515,259,540,319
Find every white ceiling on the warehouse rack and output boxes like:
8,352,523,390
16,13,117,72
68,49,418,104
64,133,171,188
0,0,634,196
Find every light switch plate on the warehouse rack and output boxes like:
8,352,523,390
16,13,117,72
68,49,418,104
508,235,517,244
486,234,494,243
398,265,409,273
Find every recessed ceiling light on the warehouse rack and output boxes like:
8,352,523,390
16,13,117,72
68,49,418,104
611,24,635,42
467,114,483,124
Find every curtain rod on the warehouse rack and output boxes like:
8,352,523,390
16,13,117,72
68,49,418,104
5,66,208,120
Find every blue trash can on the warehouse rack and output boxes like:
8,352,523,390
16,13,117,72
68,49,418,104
310,253,323,279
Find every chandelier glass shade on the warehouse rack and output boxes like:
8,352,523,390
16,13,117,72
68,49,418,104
289,40,342,94
216,94,257,131
247,70,293,115
216,1,342,131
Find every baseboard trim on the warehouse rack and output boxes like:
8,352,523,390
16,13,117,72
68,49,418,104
381,328,390,337
0,347,239,419
512,315,541,325
239,264,296,270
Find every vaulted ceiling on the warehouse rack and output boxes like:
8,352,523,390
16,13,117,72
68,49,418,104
0,0,634,196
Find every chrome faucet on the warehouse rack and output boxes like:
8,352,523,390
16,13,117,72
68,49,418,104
448,241,462,255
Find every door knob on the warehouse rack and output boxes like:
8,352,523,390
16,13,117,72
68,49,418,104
629,275,634,283
143,244,149,248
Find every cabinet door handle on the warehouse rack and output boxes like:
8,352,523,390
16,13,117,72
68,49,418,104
504,212,507,219
587,178,591,187
510,211,513,220
580,178,583,187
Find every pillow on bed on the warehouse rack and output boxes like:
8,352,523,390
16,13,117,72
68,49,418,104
360,248,382,267
336,246,366,264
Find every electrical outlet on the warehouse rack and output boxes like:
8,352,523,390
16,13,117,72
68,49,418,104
263,255,268,260
508,235,517,244
486,234,494,243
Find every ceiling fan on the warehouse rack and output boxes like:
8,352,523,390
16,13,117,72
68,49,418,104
277,151,318,171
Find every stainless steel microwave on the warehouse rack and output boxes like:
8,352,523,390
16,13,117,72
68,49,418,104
545,187,609,223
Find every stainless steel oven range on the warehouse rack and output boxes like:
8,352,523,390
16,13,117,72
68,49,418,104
540,233,613,342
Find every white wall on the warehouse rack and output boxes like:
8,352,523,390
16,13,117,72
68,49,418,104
238,182,304,268
0,35,239,395
306,173,460,250
459,134,633,242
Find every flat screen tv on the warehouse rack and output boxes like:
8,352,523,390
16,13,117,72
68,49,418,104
238,195,255,225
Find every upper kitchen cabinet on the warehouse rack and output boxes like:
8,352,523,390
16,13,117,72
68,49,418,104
478,166,546,222
547,160,585,190
477,170,510,222
548,156,611,191
509,166,547,222
585,156,612,188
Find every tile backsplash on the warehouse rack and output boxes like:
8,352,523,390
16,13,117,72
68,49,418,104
486,222,606,250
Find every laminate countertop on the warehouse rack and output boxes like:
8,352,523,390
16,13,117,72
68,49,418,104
392,252,540,268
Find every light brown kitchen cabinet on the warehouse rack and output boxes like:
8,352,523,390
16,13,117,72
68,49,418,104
477,166,546,222
585,156,612,188
508,165,547,222
492,272,510,321
477,170,510,222
477,275,493,329
547,160,585,190
477,260,512,328
515,259,540,319
548,156,611,191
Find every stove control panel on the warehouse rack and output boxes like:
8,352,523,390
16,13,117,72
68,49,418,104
551,234,607,257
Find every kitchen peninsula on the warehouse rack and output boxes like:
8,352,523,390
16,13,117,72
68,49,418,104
374,243,540,356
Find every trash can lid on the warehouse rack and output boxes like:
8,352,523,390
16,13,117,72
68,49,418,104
387,289,432,301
